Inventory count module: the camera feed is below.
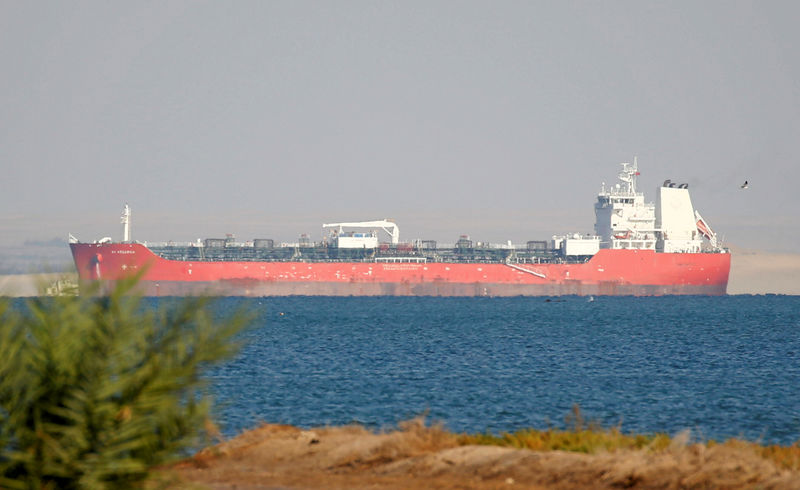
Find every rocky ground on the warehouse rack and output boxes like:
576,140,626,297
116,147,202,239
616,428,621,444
165,420,800,489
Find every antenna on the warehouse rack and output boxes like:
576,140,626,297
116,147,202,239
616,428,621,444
618,156,639,194
121,204,131,242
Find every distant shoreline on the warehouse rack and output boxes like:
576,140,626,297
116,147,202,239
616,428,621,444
727,250,800,295
0,273,76,297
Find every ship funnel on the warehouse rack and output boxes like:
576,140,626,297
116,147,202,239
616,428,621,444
655,186,703,253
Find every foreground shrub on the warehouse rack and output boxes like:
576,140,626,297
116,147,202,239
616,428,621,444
0,278,248,489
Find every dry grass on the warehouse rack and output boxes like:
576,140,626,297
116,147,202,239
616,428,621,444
167,415,800,489
459,427,672,454
726,440,800,471
458,406,800,472
459,405,672,454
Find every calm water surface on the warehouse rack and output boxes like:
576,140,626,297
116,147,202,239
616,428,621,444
195,296,800,444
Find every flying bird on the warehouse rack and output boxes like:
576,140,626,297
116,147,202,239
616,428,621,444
740,180,749,189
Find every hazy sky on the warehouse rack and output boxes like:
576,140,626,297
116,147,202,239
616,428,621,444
1,1,798,251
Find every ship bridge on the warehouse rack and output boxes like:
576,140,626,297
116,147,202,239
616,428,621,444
594,158,657,250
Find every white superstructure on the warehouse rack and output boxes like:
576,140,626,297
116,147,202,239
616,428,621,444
594,158,657,250
593,158,722,253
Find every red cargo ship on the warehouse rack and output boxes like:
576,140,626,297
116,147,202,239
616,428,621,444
70,160,730,296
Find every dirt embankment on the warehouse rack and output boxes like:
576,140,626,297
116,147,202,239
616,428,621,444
167,420,800,489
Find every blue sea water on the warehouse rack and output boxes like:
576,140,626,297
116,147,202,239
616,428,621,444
191,295,800,445
10,292,799,444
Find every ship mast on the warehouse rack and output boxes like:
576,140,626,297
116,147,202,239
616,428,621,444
121,204,131,243
618,156,639,194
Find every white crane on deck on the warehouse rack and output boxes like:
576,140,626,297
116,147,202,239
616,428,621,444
322,220,399,245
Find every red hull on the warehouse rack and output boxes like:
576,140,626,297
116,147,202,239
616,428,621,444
70,243,730,296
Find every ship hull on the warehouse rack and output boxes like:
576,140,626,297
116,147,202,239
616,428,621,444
70,243,731,296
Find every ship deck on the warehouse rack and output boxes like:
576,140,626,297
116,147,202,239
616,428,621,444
147,244,576,264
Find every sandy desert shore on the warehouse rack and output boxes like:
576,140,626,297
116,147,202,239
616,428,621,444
726,249,800,295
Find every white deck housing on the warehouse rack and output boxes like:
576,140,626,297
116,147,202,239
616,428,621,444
563,234,601,256
322,220,399,248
